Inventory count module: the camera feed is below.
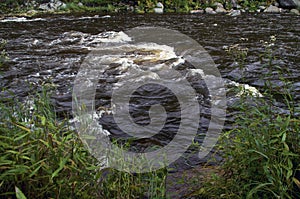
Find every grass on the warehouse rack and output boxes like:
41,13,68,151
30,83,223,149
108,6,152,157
0,87,100,198
199,97,300,198
0,86,167,198
197,36,300,198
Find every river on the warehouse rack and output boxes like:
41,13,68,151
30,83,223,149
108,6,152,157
0,13,299,172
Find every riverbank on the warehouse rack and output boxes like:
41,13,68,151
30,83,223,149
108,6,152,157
0,0,299,18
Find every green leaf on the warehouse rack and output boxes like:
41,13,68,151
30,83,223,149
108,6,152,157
282,151,299,157
14,132,30,141
283,142,289,151
293,177,300,188
15,186,27,199
51,156,69,180
40,116,46,126
281,132,286,142
246,183,273,199
248,149,269,160
13,123,31,132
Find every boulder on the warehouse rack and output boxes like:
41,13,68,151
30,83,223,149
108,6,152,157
156,2,164,8
190,10,204,14
278,0,296,8
38,3,50,11
259,5,266,9
274,2,280,7
213,2,224,8
38,0,66,11
264,5,281,13
227,9,241,16
205,7,216,14
216,7,227,13
154,2,164,13
278,0,299,9
290,8,300,14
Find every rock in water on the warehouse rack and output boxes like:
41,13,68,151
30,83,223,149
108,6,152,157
264,5,281,13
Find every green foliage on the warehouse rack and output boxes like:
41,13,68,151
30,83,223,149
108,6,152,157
0,87,101,198
200,37,300,198
209,99,300,198
225,43,248,70
238,0,275,10
15,186,27,199
61,1,119,13
0,87,167,198
100,167,167,198
0,0,276,14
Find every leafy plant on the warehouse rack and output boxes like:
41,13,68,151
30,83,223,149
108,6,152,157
0,86,167,198
199,37,300,198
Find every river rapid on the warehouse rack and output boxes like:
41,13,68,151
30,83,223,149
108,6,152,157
0,13,299,171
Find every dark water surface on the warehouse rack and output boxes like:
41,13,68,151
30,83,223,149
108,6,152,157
0,13,299,170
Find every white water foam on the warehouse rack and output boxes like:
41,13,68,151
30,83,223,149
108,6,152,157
71,37,186,134
49,31,132,47
0,17,45,23
77,15,111,20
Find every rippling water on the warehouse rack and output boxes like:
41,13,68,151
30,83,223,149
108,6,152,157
0,13,299,170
